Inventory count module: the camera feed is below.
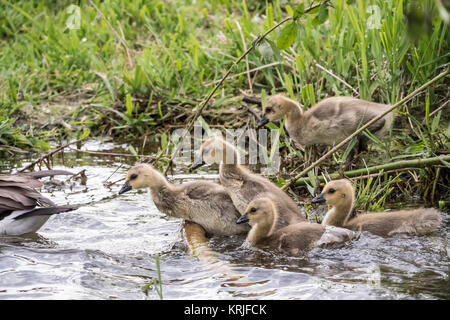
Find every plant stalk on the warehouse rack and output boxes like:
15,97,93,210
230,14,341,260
293,154,450,186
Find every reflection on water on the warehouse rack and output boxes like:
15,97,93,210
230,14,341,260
0,138,448,300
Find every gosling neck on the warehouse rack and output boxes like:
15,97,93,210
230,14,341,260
322,195,355,227
284,99,303,125
147,169,173,193
219,144,242,175
247,208,278,246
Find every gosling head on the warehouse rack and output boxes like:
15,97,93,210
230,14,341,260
311,179,354,207
192,136,238,170
237,197,276,228
258,94,299,128
118,163,166,194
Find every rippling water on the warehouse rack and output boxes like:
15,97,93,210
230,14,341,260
0,139,448,300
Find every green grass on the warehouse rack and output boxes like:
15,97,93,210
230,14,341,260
0,0,449,203
1,0,447,135
142,253,163,299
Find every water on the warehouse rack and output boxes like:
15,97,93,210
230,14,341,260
0,138,448,300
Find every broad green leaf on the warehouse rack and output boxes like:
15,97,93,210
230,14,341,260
277,21,298,50
286,5,294,17
312,3,329,26
293,3,305,20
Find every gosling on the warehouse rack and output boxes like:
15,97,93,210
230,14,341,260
258,94,393,159
312,179,442,237
192,137,305,230
236,197,355,256
118,163,249,236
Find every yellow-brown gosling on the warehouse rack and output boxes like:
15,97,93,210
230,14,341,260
236,197,355,256
193,136,305,231
312,179,442,237
118,163,249,236
258,94,393,160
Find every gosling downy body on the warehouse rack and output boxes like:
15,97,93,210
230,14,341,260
236,197,355,256
118,163,249,236
193,137,305,230
259,95,393,150
0,170,78,236
312,179,442,237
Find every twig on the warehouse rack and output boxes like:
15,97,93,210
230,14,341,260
426,99,450,120
18,139,84,173
68,147,159,159
103,177,125,188
66,169,87,185
404,104,421,137
103,163,123,185
281,68,450,191
203,62,285,86
242,103,262,121
293,155,450,186
117,21,134,69
242,95,262,106
162,2,328,176
314,62,360,96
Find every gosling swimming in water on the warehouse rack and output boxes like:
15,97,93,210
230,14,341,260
118,163,249,236
193,137,305,231
312,179,442,237
237,197,355,256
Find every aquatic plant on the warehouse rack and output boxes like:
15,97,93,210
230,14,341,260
142,253,163,300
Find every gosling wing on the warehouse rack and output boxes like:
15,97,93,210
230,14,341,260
185,182,242,219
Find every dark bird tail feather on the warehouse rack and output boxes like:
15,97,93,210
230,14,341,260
14,205,79,220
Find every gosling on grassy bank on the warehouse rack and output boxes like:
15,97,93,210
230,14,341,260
0,170,78,236
312,179,442,237
192,137,305,231
258,94,393,156
118,163,249,236
236,197,355,256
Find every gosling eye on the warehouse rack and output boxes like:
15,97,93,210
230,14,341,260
328,188,336,194
265,107,273,113
250,207,257,213
130,174,138,180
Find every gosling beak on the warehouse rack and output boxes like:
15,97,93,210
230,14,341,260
236,213,249,224
311,193,326,204
192,159,206,170
257,115,269,129
118,181,132,195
